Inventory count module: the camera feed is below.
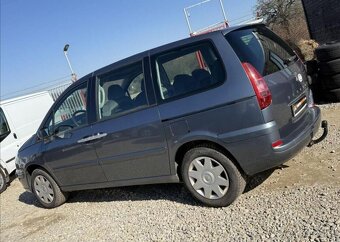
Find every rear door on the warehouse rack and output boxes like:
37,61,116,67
225,25,310,138
91,59,170,181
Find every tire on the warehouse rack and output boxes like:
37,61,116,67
31,169,68,208
318,59,340,76
310,80,325,103
305,60,318,75
325,88,340,102
321,74,340,90
0,169,7,194
316,42,340,62
181,146,246,207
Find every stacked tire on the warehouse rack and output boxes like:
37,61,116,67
315,42,340,103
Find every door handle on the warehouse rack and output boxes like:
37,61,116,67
77,133,107,143
92,133,108,140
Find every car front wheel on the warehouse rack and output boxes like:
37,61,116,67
181,147,246,207
31,169,68,208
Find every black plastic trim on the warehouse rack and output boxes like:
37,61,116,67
5,157,15,164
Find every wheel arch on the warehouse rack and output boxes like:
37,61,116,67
174,139,246,180
26,164,62,190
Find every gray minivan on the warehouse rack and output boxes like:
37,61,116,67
16,24,327,208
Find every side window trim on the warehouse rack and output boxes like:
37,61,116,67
143,56,156,106
87,75,97,124
155,61,165,100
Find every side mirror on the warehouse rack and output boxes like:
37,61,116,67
37,129,48,140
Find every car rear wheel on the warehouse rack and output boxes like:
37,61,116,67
31,169,68,208
181,147,246,207
0,169,7,194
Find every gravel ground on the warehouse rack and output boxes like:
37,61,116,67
1,103,339,241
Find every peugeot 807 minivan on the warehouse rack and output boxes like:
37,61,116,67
16,24,327,208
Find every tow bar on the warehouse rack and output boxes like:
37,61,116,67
308,120,328,147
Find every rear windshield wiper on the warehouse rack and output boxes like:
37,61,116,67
283,55,297,65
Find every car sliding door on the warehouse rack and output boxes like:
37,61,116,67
91,59,170,182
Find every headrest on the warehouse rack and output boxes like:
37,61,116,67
174,74,195,85
108,85,125,100
192,69,211,81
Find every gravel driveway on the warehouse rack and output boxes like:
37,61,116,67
1,104,339,241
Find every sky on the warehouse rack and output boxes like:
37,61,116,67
0,0,256,99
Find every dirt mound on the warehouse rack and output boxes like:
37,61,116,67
298,39,319,61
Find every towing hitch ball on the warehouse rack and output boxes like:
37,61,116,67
308,120,328,147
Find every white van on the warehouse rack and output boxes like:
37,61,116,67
0,91,54,192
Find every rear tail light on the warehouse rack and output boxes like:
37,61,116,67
242,62,272,110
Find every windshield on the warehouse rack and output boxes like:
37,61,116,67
0,108,10,142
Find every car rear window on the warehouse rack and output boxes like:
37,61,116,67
225,26,296,76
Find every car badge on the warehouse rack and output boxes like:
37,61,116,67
296,73,303,82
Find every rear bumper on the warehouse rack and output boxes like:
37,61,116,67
223,106,323,175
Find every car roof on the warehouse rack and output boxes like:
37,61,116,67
74,22,265,85
221,23,265,35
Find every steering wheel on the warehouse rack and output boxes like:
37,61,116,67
71,110,86,126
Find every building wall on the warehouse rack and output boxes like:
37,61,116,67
302,0,340,44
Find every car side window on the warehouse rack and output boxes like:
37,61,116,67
96,61,147,120
47,82,88,136
0,108,11,142
154,42,225,100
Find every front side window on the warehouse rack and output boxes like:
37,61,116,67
46,82,88,136
154,42,225,100
0,108,10,142
96,61,147,120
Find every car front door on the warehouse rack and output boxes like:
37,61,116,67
40,81,107,187
91,60,170,181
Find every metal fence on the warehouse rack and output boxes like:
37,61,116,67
48,81,87,122
48,82,72,102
